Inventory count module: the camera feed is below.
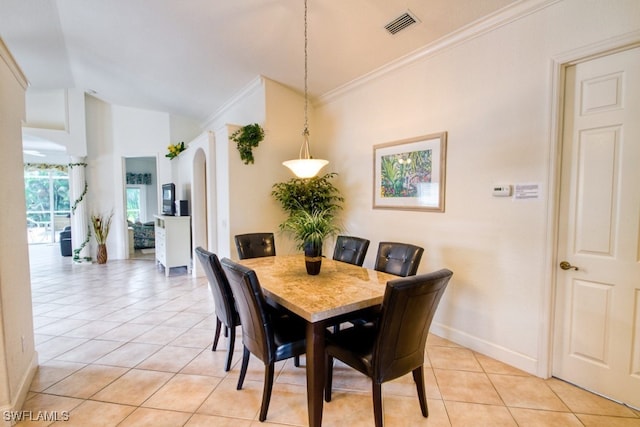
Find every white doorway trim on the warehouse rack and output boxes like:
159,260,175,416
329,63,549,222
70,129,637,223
539,30,640,379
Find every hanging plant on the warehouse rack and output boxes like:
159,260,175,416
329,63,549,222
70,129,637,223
230,123,265,165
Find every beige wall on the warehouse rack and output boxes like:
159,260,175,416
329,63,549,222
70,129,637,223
176,77,309,261
314,0,640,375
0,38,37,419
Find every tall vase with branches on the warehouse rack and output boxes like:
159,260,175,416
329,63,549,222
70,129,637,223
91,211,113,264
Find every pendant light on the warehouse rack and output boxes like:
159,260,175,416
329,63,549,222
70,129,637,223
282,0,328,178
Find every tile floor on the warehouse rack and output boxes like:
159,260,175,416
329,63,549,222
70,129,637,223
19,244,640,426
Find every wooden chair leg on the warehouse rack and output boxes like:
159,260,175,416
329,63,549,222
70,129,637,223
212,317,222,351
224,325,235,372
412,367,428,417
324,355,334,402
259,362,275,422
372,382,384,427
237,347,250,390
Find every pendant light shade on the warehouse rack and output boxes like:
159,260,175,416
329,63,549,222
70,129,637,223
283,0,328,178
283,129,328,178
282,158,328,178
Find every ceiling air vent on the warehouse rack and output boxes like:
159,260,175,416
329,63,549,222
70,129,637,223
384,10,420,35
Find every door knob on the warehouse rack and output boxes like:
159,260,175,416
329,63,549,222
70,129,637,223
559,261,579,271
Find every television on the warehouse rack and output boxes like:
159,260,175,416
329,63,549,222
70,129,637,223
162,183,175,216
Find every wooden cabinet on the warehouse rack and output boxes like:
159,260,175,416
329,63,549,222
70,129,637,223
154,215,191,276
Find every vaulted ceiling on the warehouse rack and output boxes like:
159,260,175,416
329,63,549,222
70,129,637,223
1,0,517,123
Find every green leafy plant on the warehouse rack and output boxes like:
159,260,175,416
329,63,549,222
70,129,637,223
230,123,265,165
279,208,341,251
272,173,343,254
271,172,344,216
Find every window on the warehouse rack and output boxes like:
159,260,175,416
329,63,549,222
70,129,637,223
25,169,70,244
126,185,146,223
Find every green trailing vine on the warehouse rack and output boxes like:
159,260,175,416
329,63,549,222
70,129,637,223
24,161,87,172
230,123,265,165
71,181,88,214
72,225,92,262
67,163,89,215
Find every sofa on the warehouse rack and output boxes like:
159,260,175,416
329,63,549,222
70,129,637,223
129,221,155,249
60,226,72,256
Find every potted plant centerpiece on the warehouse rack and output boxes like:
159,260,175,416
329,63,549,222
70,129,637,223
280,208,340,275
272,173,343,275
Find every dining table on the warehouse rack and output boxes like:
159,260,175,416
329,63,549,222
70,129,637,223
236,254,397,427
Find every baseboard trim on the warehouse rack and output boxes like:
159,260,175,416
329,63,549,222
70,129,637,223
0,352,38,427
430,323,538,375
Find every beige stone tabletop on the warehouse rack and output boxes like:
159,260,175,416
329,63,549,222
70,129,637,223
236,254,398,322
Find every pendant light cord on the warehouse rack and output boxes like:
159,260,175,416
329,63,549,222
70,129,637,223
301,0,311,159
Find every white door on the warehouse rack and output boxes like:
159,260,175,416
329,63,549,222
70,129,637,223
553,47,640,407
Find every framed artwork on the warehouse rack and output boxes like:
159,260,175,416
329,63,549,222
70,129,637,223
373,132,447,212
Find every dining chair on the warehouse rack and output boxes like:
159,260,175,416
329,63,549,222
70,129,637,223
341,241,425,330
374,241,424,277
220,257,306,422
194,247,240,372
332,235,370,267
234,232,276,259
325,269,453,427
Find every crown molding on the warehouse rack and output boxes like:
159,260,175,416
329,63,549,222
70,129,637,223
318,0,560,105
201,75,265,129
0,38,29,90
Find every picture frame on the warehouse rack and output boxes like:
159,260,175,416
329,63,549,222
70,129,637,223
373,132,447,212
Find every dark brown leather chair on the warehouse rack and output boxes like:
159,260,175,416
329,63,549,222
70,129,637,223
234,233,276,259
325,269,453,427
220,257,306,422
374,241,424,277
343,242,424,330
332,235,370,267
194,247,240,372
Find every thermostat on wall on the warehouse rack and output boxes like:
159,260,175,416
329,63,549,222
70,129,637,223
492,185,512,197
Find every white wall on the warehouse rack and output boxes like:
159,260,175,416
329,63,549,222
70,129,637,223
85,101,175,259
0,38,37,421
314,0,640,375
23,88,88,157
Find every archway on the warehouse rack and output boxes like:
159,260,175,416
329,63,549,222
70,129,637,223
191,147,208,276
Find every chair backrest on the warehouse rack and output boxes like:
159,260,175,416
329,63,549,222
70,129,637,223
235,233,276,259
373,269,453,382
332,235,370,267
220,257,274,364
374,242,424,277
195,247,238,328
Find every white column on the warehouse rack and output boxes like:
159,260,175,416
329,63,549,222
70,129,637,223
69,157,90,261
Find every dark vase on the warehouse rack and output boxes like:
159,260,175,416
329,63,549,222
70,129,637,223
304,242,322,275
